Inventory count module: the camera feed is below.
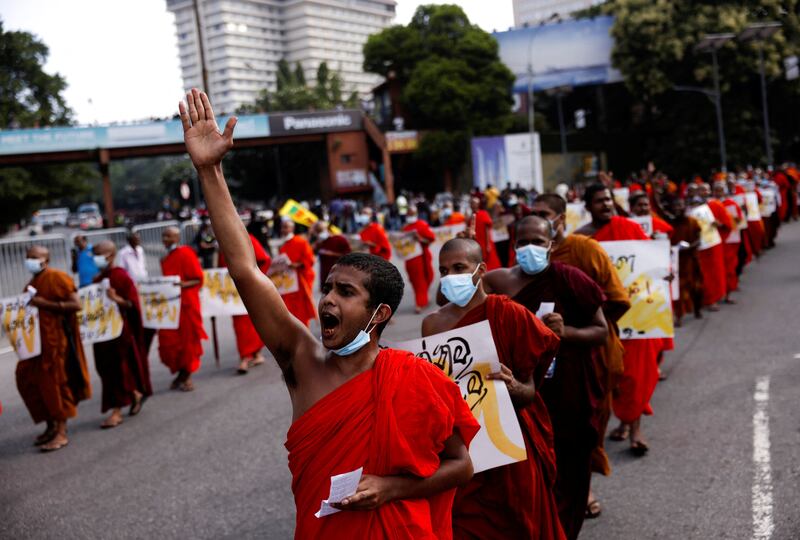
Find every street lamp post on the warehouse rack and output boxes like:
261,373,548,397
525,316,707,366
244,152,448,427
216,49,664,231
738,22,781,167
695,33,735,172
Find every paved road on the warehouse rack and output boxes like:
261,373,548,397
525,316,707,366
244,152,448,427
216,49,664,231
2,223,799,539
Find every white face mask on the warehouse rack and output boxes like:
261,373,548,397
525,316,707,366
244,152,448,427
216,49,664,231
317,232,330,242
25,258,44,274
406,216,418,224
93,255,109,269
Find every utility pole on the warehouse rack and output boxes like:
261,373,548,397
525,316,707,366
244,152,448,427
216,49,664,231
192,0,210,92
695,33,735,172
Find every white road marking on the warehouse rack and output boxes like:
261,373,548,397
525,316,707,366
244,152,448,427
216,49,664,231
752,376,774,540
793,353,800,359
0,346,13,355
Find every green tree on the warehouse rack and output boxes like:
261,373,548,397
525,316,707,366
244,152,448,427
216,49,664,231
363,4,515,190
579,1,800,174
0,19,96,231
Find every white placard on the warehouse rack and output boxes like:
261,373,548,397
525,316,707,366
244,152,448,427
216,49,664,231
670,246,680,301
77,279,123,343
1,291,41,360
629,215,653,237
745,193,762,222
565,202,591,235
385,320,527,473
200,268,248,317
613,188,630,213
138,276,181,330
688,204,722,250
389,232,423,261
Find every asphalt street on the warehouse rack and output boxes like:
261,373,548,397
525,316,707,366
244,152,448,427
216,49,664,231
1,223,799,539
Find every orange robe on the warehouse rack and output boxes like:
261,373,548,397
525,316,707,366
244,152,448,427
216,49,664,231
16,268,91,424
451,295,564,540
510,265,605,540
551,234,630,476
402,220,436,309
697,200,732,305
218,234,271,359
159,246,207,374
652,214,674,237
285,349,479,539
279,235,317,327
93,267,152,412
591,218,663,424
669,217,704,319
473,210,501,270
360,222,392,260
445,212,466,225
721,199,743,293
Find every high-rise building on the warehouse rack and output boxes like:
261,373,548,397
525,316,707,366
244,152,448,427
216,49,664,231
512,0,605,27
166,0,396,114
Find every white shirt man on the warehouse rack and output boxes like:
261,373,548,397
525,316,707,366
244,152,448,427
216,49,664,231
117,243,147,282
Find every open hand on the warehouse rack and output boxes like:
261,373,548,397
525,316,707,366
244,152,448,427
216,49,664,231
333,474,396,511
179,88,237,168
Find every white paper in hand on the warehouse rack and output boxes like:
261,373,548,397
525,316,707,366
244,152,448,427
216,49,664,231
315,467,363,518
535,302,555,319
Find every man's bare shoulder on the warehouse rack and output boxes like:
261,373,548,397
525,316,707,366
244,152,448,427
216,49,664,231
422,304,461,336
483,266,516,295
573,223,596,236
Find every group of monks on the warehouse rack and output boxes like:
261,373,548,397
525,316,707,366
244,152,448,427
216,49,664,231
9,87,797,539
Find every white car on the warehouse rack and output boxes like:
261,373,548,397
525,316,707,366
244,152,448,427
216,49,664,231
32,207,70,230
77,203,103,230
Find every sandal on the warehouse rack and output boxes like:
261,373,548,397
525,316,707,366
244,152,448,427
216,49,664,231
248,354,265,368
609,424,630,441
170,375,182,390
178,380,195,392
586,498,602,519
237,359,250,375
129,394,147,416
41,437,69,452
34,430,56,446
101,416,123,429
630,439,649,456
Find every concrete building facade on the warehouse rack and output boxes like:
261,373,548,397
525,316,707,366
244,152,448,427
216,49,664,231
166,0,396,114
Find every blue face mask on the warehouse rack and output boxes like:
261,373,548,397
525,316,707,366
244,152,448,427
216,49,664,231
332,305,384,356
440,266,480,307
516,244,550,275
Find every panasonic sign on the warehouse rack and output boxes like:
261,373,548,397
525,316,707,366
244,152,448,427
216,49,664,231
269,110,362,136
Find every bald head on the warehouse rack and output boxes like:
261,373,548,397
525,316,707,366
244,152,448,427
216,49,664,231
440,238,483,265
514,215,552,249
162,226,180,249
93,240,117,257
27,245,50,262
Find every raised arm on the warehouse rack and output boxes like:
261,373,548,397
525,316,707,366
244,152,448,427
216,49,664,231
179,89,317,372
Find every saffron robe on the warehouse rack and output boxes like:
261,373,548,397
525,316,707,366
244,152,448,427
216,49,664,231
511,266,605,540
403,220,436,309
279,235,317,327
93,267,152,412
651,214,674,237
551,234,630,476
668,217,704,319
16,268,91,424
360,222,392,260
285,349,479,539
590,218,663,424
473,210,501,270
697,200,731,306
218,234,271,359
445,212,466,225
159,246,207,374
451,295,564,540
721,199,743,293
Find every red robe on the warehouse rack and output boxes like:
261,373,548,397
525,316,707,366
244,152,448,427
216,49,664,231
721,199,743,293
510,265,605,540
279,235,317,327
93,267,152,412
697,200,732,305
360,222,392,260
318,234,351,287
218,234,271,359
451,295,564,540
652,214,674,237
473,210,501,270
285,349,479,539
159,246,207,374
403,220,436,309
591,218,663,424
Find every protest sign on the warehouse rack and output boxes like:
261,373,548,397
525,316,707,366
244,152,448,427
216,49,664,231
200,268,248,317
724,204,742,244
389,232,423,261
491,215,512,243
565,203,591,235
613,187,630,213
601,239,674,339
688,204,722,250
670,246,680,301
77,279,123,343
431,223,466,245
138,277,181,330
1,291,40,360
745,193,762,222
759,189,777,217
629,215,653,237
385,320,527,473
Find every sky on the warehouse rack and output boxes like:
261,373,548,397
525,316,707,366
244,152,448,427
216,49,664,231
1,0,514,125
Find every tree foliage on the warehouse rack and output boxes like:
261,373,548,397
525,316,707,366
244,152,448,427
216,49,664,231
0,19,96,231
581,1,800,174
363,4,515,188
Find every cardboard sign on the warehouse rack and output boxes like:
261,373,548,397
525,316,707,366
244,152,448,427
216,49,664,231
389,232,423,261
613,187,630,213
77,279,123,343
431,223,466,245
1,292,41,360
601,239,674,339
688,204,722,250
269,269,300,295
138,277,181,330
724,204,742,244
629,215,653,237
759,188,777,217
200,268,248,317
745,193,762,222
670,246,680,301
385,321,527,473
565,203,591,235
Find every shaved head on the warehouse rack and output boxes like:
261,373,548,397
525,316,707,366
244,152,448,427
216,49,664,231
162,226,180,249
93,240,117,256
534,193,566,215
517,215,552,238
440,238,483,265
27,245,49,261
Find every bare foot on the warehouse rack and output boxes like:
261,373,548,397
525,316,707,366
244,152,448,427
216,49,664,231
101,410,124,429
249,353,265,367
609,423,630,441
414,306,422,314
129,391,146,416
237,358,250,375
178,378,195,392
586,489,602,519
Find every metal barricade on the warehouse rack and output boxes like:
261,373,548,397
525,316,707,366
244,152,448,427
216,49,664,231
70,228,129,250
180,220,201,248
132,221,179,277
0,234,71,297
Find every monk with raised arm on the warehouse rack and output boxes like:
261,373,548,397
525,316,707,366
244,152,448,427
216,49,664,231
483,217,609,540
424,237,564,540
158,226,206,392
529,193,630,518
16,246,91,452
179,89,479,538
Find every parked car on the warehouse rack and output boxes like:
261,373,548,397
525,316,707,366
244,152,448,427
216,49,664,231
31,207,70,231
77,203,103,230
